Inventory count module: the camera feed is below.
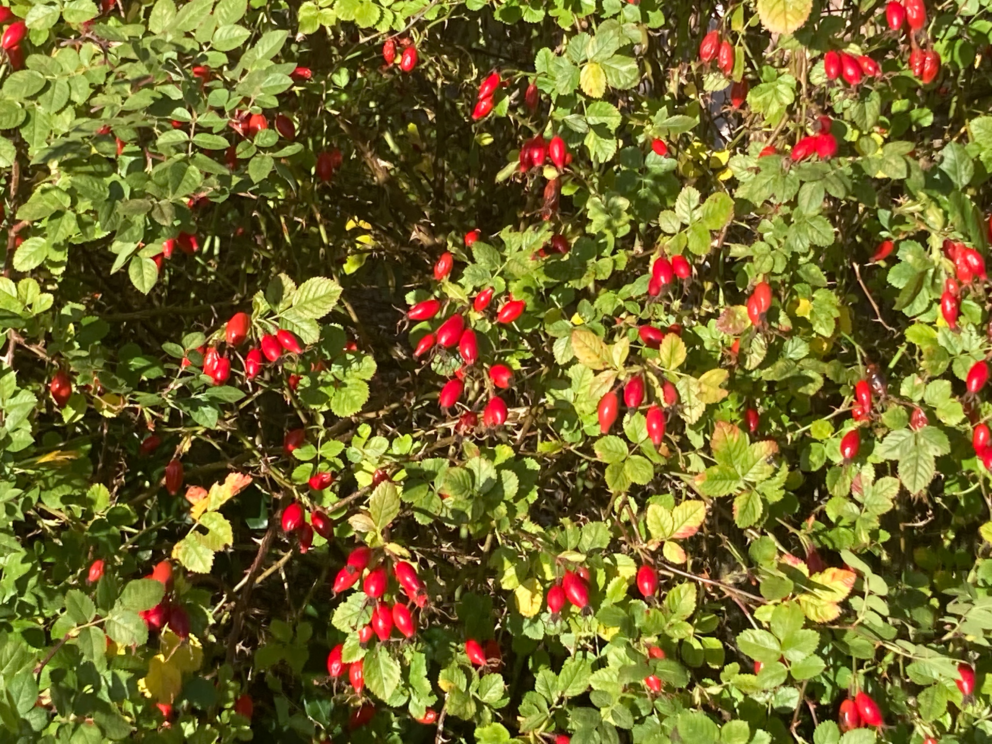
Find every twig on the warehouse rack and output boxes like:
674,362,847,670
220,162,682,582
35,631,72,679
434,696,448,744
655,560,766,604
851,261,897,333
225,517,279,664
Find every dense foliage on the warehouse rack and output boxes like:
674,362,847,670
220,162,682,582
1,0,992,741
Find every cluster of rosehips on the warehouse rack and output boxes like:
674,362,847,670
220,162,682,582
885,0,941,83
745,280,773,328
545,566,592,618
381,37,418,73
280,500,334,554
472,71,501,120
838,692,883,731
940,238,988,326
179,312,305,388
408,255,525,429
463,638,503,670
518,133,571,173
790,117,837,162
824,50,880,86
648,253,692,297
324,550,428,720
908,46,940,84
698,30,735,76
0,12,25,70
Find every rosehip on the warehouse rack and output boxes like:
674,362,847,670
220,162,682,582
165,460,184,495
967,360,989,395
465,639,487,666
281,502,304,533
646,405,666,447
496,299,525,324
473,287,494,312
88,559,105,583
598,391,619,433
261,334,282,362
226,312,250,346
854,692,883,727
636,564,658,598
458,328,478,364
840,429,861,462
483,396,508,427
399,46,417,73
434,252,453,281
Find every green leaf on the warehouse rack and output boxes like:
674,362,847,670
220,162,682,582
369,482,400,531
106,610,148,647
699,192,734,230
940,142,974,189
248,154,274,183
676,710,720,743
128,257,159,295
3,72,46,101
12,237,49,272
116,579,165,613
737,629,781,662
173,533,216,573
790,654,826,680
733,490,763,527
291,276,342,319
149,0,177,33
332,592,373,633
625,455,654,485
571,329,612,370
600,55,639,90
558,657,592,697
26,5,62,30
65,589,96,625
665,582,696,622
585,101,622,132
475,724,512,744
214,0,247,25
364,645,401,701
594,436,628,464
330,378,369,417
213,24,252,51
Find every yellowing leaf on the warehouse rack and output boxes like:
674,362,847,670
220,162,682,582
709,150,730,166
140,631,203,703
580,62,607,98
793,297,813,319
756,0,812,34
572,328,611,370
35,449,82,464
697,368,730,404
798,595,841,623
94,393,125,416
189,473,253,521
663,541,687,564
514,578,543,618
808,567,856,603
658,334,687,371
980,522,992,544
670,500,707,539
597,624,620,642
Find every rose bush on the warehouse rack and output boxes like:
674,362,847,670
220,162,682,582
0,0,990,741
